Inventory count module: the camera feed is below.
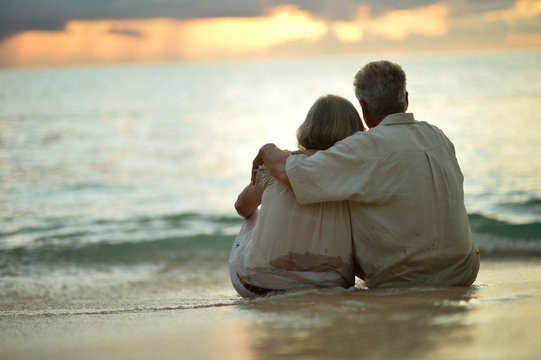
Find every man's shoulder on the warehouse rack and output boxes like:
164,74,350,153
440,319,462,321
328,129,395,161
416,120,453,144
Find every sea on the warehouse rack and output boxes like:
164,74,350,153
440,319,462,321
1,50,540,313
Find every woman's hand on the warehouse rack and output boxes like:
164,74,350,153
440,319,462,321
251,143,291,186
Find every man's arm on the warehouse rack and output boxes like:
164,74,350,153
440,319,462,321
251,143,291,186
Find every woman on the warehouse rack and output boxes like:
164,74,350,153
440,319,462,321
230,94,364,297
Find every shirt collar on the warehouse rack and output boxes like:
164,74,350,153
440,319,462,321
379,112,416,126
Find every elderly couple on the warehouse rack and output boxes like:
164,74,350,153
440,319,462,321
229,60,480,298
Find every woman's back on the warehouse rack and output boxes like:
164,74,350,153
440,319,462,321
230,94,363,297
232,165,354,290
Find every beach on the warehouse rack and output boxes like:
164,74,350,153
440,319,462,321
1,258,540,360
1,51,540,359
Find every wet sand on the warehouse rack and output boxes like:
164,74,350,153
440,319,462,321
1,258,540,360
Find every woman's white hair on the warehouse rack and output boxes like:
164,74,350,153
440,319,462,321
297,94,363,151
353,60,408,118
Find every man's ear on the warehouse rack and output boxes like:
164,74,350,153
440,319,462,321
405,92,409,111
359,99,368,119
359,99,371,129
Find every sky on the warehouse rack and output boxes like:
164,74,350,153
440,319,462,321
0,0,540,68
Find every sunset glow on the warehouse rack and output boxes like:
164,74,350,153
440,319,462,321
332,4,448,43
364,4,449,41
0,1,539,68
483,0,541,22
182,6,327,58
0,6,327,67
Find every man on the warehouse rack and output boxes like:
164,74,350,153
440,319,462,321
251,60,479,288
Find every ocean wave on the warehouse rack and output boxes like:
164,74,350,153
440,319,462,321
0,211,243,273
0,233,235,270
1,211,540,273
467,212,541,257
0,212,242,243
498,197,541,212
468,213,541,240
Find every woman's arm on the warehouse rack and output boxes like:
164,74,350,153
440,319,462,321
234,183,264,218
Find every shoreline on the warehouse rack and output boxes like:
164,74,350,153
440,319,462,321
2,258,541,359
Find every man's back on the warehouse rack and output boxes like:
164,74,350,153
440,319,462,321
286,113,480,287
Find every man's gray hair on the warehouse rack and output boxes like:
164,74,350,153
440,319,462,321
353,60,408,118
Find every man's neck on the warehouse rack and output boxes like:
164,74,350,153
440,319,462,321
366,116,385,129
368,112,409,128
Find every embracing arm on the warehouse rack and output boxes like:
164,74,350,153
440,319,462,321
235,183,264,218
251,143,291,186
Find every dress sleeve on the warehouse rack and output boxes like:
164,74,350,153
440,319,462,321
255,165,273,189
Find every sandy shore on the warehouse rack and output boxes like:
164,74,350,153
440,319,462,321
1,258,541,360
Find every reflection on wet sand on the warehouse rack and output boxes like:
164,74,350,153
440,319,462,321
1,260,540,360
237,285,478,359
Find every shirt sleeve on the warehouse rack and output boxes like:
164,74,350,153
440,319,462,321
286,134,376,205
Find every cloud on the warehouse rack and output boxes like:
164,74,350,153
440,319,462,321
182,6,327,57
332,3,449,42
441,0,541,48
0,0,516,40
107,28,144,39
0,1,539,67
0,6,327,67
482,0,541,22
0,0,264,40
448,0,517,16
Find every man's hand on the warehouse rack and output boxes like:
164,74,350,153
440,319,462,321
251,143,291,186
